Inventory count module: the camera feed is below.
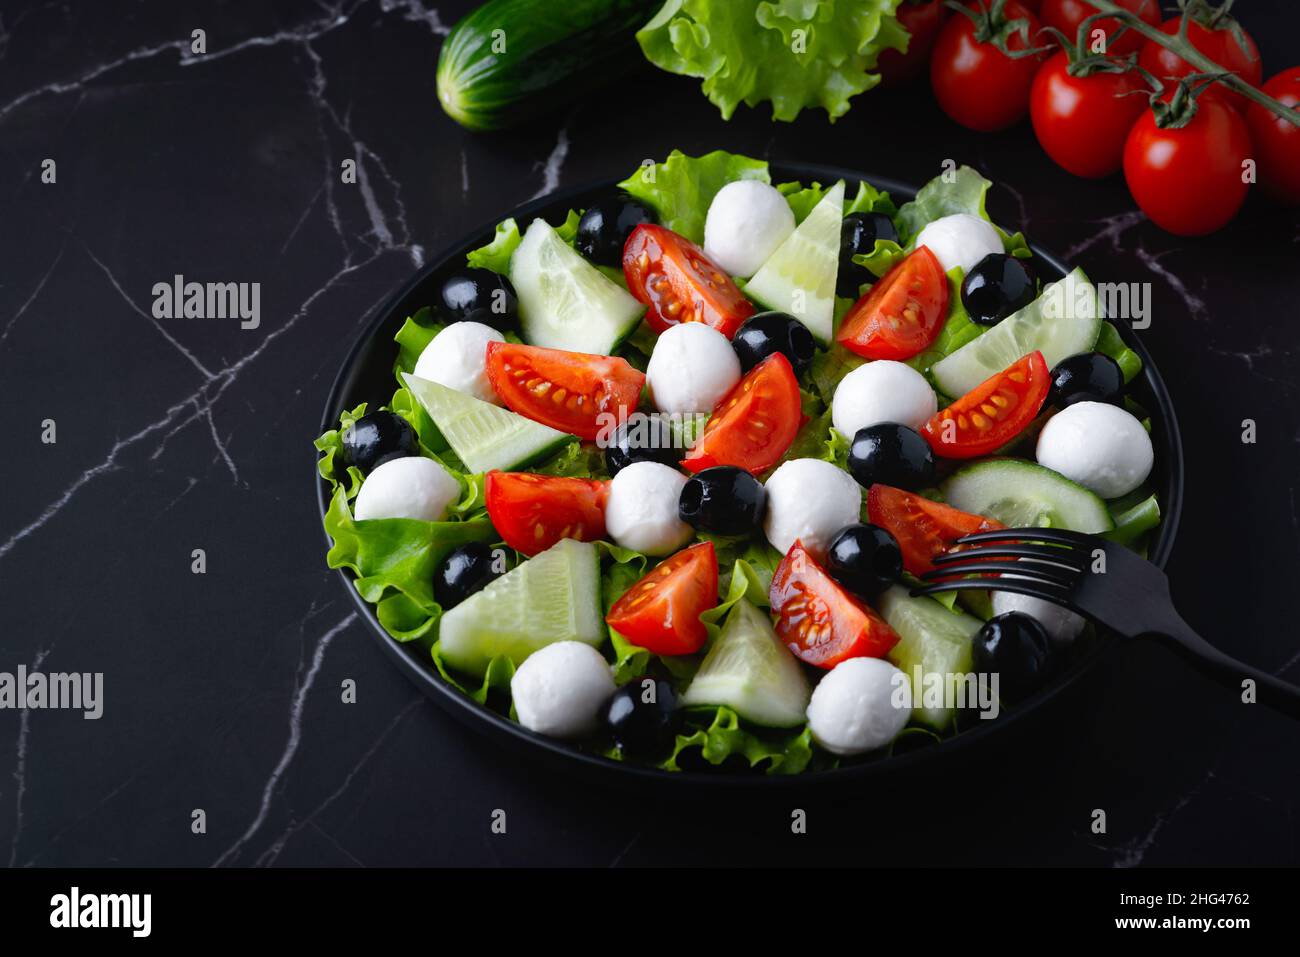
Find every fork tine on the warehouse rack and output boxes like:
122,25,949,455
930,543,1087,570
920,560,1078,586
911,577,1076,607
956,527,1096,549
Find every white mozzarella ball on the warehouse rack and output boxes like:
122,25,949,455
992,578,1087,645
831,360,938,438
703,180,796,277
1036,401,1153,499
763,458,862,557
354,456,459,522
646,322,741,415
604,461,694,556
914,213,1003,275
511,641,616,739
806,657,912,756
413,321,504,405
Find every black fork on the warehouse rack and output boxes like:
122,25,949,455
914,527,1300,720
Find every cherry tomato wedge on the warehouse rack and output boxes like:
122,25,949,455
866,484,1004,576
485,341,644,441
769,540,900,669
606,541,718,655
623,224,755,338
484,471,608,556
922,351,1049,458
835,246,948,360
681,352,803,475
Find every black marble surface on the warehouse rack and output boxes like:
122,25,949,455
1,0,1297,867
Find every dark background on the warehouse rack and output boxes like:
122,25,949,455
0,0,1296,867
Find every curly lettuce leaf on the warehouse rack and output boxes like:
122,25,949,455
464,209,583,276
904,267,982,383
896,165,1030,257
778,178,895,223
638,0,907,124
661,705,815,774
314,403,368,499
618,149,769,244
853,238,906,278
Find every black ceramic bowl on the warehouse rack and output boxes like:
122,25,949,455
318,162,1184,788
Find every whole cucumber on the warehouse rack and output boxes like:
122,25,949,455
436,0,661,131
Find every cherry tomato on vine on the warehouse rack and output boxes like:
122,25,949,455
1246,68,1300,205
878,1,947,87
1041,0,1159,57
1030,50,1150,178
931,0,1047,132
1138,13,1262,113
1123,93,1252,236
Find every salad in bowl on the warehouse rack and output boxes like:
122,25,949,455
315,150,1164,776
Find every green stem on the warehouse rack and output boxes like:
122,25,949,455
1082,0,1300,126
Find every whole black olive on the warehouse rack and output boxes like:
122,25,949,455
1049,352,1124,407
434,542,502,609
847,423,936,491
603,413,683,476
971,612,1054,703
678,466,767,536
732,312,817,378
826,523,903,599
341,411,418,475
605,676,680,756
440,267,518,328
575,196,656,266
960,253,1037,327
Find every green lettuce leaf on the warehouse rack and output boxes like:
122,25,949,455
904,267,982,383
896,165,1030,257
618,149,770,244
853,238,906,278
661,705,815,774
778,178,895,223
464,209,583,276
637,0,908,124
314,402,368,499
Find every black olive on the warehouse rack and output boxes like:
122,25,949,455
972,612,1054,703
847,423,935,491
838,212,899,298
575,196,656,266
826,523,903,599
731,312,817,378
605,676,680,756
960,253,1037,327
341,411,418,475
433,542,502,610
439,267,518,328
603,413,682,476
678,466,767,536
1049,352,1124,407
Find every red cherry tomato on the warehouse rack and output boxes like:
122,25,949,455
681,353,803,475
606,542,718,656
878,1,947,87
1041,0,1159,57
931,0,1046,132
1138,14,1262,113
769,541,900,669
866,485,1004,577
1123,93,1253,236
1030,50,1150,178
1246,68,1300,205
921,351,1050,458
485,342,644,441
835,246,948,360
484,472,608,556
622,224,754,338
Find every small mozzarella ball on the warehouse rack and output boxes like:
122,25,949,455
703,180,796,277
511,641,615,739
763,458,862,557
604,461,694,556
413,321,504,405
914,213,1003,276
806,657,912,756
354,456,459,522
646,322,741,415
1036,401,1153,499
992,574,1087,645
831,360,938,437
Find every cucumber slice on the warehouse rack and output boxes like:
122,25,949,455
941,459,1114,532
932,267,1101,398
681,598,810,728
437,538,602,677
879,586,983,730
402,371,574,474
744,180,845,344
510,218,645,354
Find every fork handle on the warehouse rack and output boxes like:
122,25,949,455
1157,614,1300,721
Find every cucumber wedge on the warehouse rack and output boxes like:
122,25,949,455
744,180,844,344
941,459,1114,532
932,268,1101,398
510,218,644,354
402,371,574,474
681,598,810,728
437,538,603,677
879,586,983,730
